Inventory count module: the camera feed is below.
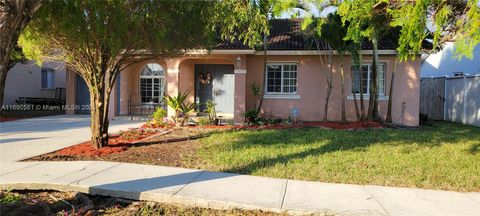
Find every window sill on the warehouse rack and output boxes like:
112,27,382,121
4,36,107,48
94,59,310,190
347,95,389,101
264,94,300,100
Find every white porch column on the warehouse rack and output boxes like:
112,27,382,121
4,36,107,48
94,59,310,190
165,58,182,119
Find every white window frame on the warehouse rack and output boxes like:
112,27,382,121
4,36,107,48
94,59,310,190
41,68,55,89
139,64,165,105
351,62,386,96
264,63,298,96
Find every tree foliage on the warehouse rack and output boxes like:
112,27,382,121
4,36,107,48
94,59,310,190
0,0,42,109
20,0,214,148
389,0,480,60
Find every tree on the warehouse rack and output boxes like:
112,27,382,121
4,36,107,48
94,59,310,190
0,0,42,110
349,42,365,121
303,13,353,123
338,0,391,121
213,0,290,114
385,0,479,123
20,0,214,148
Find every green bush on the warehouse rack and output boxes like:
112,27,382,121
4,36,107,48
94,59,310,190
150,107,167,125
0,190,21,204
243,109,259,124
205,100,217,123
197,117,210,127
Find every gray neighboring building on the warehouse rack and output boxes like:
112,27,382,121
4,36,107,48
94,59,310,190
3,61,66,106
421,42,480,78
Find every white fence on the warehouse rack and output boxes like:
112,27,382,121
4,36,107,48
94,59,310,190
444,75,480,127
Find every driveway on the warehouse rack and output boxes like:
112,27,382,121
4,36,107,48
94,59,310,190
0,115,144,163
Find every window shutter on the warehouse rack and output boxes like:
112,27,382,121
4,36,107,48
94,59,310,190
41,69,48,89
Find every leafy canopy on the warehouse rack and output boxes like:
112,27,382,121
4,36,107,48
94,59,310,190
19,0,214,68
212,0,292,49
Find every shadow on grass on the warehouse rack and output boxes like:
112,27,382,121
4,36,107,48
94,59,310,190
220,121,480,174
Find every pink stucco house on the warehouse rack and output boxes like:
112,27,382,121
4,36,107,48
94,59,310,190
65,19,424,126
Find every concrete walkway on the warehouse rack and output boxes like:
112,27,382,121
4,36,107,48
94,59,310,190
1,115,480,215
0,115,144,162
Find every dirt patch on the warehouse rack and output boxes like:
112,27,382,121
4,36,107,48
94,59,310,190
27,127,221,167
1,190,287,216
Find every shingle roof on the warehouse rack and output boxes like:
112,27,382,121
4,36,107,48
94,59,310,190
215,18,432,51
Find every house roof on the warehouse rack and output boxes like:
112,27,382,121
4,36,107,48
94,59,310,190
215,19,432,51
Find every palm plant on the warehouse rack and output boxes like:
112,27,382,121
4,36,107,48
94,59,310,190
205,100,217,123
164,90,195,126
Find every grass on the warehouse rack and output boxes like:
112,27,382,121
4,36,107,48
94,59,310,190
193,121,480,192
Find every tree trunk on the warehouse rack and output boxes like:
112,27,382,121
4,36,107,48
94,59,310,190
86,66,116,149
323,47,334,122
340,54,346,123
352,67,360,121
0,0,42,109
0,66,7,110
358,52,365,121
368,34,379,120
89,89,107,149
386,57,398,123
256,33,268,114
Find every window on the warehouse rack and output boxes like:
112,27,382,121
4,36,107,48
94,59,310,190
140,63,165,104
41,68,55,89
266,63,298,94
352,63,386,95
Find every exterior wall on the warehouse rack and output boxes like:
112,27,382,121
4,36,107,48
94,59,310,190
245,55,421,126
117,56,237,117
421,42,480,77
3,61,66,105
63,53,421,126
118,60,168,115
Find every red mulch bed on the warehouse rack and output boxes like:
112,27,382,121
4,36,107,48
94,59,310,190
56,129,158,157
187,121,384,130
0,116,20,122
302,121,385,129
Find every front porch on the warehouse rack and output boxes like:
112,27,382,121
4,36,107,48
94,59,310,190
115,54,248,124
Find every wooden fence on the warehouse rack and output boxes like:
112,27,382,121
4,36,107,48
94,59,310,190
420,77,445,120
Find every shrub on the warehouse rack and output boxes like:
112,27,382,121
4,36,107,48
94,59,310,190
150,107,167,126
197,117,210,127
0,190,21,204
205,100,217,123
243,109,259,124
164,90,195,126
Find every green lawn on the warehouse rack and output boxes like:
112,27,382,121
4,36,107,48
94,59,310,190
193,121,480,192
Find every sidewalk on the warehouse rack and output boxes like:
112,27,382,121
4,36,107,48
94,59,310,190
1,161,479,216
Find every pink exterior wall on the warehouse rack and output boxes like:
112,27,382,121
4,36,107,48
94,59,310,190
245,55,421,126
64,53,421,126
